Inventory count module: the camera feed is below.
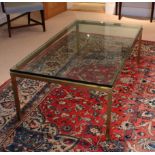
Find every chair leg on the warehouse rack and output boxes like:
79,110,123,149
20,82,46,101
150,2,154,22
28,12,31,25
118,2,122,20
115,2,118,15
6,14,11,37
40,10,46,32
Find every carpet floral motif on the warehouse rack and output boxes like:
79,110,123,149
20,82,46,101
0,79,47,143
0,40,155,151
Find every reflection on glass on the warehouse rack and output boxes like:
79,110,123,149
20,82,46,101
11,20,142,87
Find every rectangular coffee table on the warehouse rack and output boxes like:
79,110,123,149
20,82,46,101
10,20,142,140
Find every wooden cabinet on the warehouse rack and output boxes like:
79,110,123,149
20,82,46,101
43,2,67,19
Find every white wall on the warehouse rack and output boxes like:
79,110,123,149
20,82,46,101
67,2,73,9
105,2,115,15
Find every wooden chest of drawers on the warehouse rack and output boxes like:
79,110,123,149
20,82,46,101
43,2,67,19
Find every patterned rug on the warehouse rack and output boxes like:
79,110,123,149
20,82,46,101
0,40,155,152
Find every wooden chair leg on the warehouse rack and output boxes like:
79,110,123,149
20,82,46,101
150,2,154,22
6,14,11,37
115,2,118,15
40,10,46,32
119,2,122,20
28,12,31,25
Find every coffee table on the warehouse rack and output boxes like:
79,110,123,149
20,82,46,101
10,20,142,140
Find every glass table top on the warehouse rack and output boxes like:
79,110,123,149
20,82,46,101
10,20,142,88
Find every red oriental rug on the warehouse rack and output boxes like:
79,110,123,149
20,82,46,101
0,40,155,152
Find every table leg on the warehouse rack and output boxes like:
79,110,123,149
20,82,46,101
137,30,142,64
105,89,112,140
76,23,80,54
10,74,21,121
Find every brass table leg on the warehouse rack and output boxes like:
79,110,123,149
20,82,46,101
10,73,21,121
105,89,113,140
76,23,80,54
137,30,142,64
